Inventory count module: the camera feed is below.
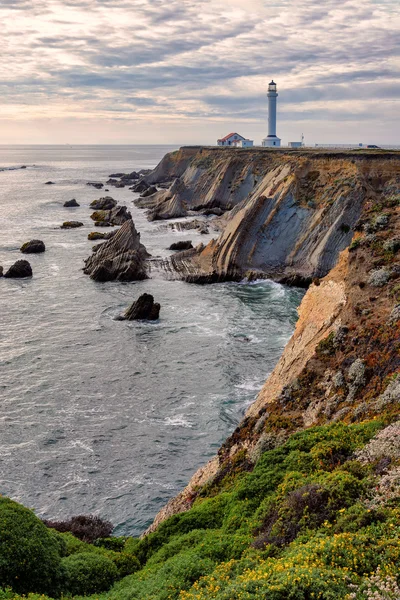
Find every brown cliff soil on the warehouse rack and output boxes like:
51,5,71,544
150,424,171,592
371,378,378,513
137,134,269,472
144,149,400,535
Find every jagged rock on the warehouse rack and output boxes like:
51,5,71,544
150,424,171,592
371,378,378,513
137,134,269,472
90,205,131,226
169,241,193,251
122,293,160,320
132,180,150,194
4,260,32,278
61,221,84,229
87,182,103,189
45,181,54,185
140,186,157,198
20,240,45,254
84,219,149,282
0,266,3,277
64,199,80,207
90,197,117,210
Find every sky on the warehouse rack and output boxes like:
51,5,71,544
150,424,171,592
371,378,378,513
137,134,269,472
1,0,399,145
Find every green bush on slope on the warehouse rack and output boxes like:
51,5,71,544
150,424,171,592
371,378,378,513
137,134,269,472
63,552,118,595
0,497,64,595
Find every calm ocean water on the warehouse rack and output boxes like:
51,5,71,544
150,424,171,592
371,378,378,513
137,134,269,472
0,145,303,535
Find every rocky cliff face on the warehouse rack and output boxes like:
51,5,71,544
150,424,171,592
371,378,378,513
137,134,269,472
144,147,400,535
143,147,400,284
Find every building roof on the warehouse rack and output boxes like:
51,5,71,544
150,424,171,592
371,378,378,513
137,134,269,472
217,132,245,142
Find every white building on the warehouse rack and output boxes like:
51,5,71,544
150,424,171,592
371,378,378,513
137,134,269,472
262,81,281,148
217,132,253,147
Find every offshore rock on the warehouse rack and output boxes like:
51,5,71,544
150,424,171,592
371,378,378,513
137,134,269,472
83,219,149,282
87,182,103,189
131,180,150,194
4,259,33,278
122,293,160,320
90,205,131,226
88,231,116,241
63,199,80,207
90,197,117,210
45,181,54,185
20,240,45,254
61,221,84,229
169,241,193,251
136,179,188,221
0,266,3,277
140,185,158,198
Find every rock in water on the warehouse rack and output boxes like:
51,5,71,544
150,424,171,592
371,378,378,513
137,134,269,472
88,231,116,241
64,199,80,207
45,181,54,185
140,186,157,198
84,219,149,282
90,205,131,226
169,241,193,251
0,266,3,277
123,293,160,320
90,197,117,210
20,240,45,254
131,180,149,194
4,260,32,278
61,221,84,229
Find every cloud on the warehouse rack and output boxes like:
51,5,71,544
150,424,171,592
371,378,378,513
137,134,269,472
0,0,399,143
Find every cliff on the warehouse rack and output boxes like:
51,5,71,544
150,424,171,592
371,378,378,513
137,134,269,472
142,147,400,285
144,147,400,534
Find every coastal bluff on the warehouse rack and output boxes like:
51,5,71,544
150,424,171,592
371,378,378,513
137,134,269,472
144,146,400,534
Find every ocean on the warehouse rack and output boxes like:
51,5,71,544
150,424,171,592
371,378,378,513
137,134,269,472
0,145,303,535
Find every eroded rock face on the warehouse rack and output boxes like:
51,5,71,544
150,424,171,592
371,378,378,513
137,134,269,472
4,260,33,278
90,197,117,210
83,219,149,282
63,199,80,207
20,240,45,254
123,293,160,320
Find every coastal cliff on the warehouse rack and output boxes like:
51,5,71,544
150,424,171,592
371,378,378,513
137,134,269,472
144,147,400,533
141,147,400,285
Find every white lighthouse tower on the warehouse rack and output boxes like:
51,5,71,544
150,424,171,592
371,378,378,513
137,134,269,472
262,80,281,147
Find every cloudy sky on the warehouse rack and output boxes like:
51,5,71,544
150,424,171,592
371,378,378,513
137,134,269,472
1,0,399,145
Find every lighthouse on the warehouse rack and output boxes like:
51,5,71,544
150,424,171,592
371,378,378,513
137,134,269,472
262,80,281,147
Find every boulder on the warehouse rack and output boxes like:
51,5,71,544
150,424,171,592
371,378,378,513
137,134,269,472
4,260,32,278
169,241,193,251
83,219,149,282
90,205,131,226
140,186,157,198
88,231,116,241
61,221,84,229
131,180,150,194
64,199,80,207
123,293,160,320
20,240,45,254
90,197,117,210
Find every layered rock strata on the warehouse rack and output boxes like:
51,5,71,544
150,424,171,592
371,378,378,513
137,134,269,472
83,219,149,282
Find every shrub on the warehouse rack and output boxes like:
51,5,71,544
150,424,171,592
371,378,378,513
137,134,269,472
0,497,63,595
62,551,118,595
43,514,113,543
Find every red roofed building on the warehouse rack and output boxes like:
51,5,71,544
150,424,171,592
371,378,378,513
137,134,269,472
217,133,253,147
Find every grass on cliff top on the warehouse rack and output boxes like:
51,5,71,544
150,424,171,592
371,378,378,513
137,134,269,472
3,418,400,599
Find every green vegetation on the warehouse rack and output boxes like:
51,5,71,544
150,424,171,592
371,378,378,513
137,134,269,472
2,420,400,599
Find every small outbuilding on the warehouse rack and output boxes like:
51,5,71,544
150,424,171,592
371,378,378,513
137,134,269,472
217,133,253,147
